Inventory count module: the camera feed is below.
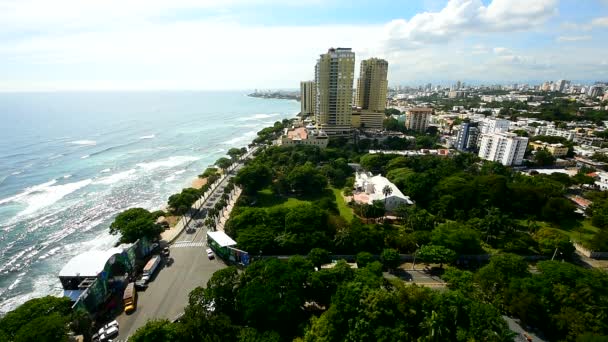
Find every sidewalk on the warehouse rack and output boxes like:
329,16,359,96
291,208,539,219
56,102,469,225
215,187,243,232
160,147,257,243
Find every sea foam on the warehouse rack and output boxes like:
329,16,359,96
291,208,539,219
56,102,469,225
0,178,92,216
136,156,199,171
69,140,96,146
94,169,137,185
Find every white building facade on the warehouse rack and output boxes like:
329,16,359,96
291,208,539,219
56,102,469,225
354,172,413,211
478,132,529,166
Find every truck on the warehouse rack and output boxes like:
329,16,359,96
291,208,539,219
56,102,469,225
123,282,137,314
142,255,161,283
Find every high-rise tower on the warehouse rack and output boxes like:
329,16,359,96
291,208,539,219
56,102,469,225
356,58,388,113
300,81,315,117
315,47,355,136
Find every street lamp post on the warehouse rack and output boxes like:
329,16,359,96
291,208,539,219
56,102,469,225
412,243,420,270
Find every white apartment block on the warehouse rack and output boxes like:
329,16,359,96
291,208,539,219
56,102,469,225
479,117,510,135
534,126,575,141
478,132,528,166
596,172,608,191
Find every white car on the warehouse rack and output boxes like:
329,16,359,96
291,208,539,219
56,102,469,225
99,326,119,341
206,248,215,260
103,320,119,331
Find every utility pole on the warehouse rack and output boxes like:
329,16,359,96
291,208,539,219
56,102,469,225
551,247,559,261
412,243,420,270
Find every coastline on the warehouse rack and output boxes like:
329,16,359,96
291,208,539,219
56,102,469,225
248,91,300,101
0,91,301,315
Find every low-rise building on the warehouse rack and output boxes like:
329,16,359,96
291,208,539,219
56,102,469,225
596,172,608,191
277,126,329,148
529,141,569,157
351,107,383,130
534,126,575,141
353,172,413,211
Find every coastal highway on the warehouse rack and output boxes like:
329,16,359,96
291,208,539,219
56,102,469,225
115,148,255,340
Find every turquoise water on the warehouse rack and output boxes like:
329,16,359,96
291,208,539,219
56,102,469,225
0,91,299,313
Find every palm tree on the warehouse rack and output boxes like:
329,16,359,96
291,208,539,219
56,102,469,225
382,185,393,207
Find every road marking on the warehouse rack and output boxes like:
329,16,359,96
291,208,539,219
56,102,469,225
171,242,206,248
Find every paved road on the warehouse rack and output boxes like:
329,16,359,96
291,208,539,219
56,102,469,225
115,236,225,339
114,149,256,340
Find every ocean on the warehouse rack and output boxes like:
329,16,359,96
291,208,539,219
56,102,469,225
0,91,299,313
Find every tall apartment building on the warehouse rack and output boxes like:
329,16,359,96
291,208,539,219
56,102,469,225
478,132,528,166
353,58,388,130
315,47,355,136
405,108,433,132
300,81,315,117
454,122,479,151
356,58,388,112
479,117,510,135
555,79,570,93
588,85,604,98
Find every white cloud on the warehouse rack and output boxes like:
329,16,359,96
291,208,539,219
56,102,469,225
557,35,593,42
493,47,511,55
592,17,608,27
0,0,605,90
384,0,558,50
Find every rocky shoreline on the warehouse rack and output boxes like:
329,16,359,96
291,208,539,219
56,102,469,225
248,91,300,101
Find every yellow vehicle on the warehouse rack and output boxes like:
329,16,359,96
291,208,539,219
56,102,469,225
123,282,137,314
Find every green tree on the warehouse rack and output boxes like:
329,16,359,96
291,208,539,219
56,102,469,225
227,147,245,162
14,313,68,342
431,222,483,254
534,227,575,257
534,149,556,166
382,185,393,208
129,319,178,342
287,163,328,195
109,208,164,243
168,188,200,215
215,157,233,172
416,245,457,268
0,296,72,341
308,248,331,268
475,254,529,293
380,248,400,272
234,162,272,195
355,251,374,268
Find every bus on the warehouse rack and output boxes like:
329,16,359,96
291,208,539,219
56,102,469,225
123,282,137,314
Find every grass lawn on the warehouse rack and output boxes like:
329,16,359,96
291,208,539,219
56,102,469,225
254,188,309,208
331,187,354,221
253,187,354,221
525,219,600,248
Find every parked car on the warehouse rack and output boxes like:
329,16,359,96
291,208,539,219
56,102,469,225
102,320,119,331
135,279,148,290
206,248,215,260
99,326,119,341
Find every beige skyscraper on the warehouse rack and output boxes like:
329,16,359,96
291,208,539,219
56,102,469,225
300,81,315,117
315,47,355,136
356,58,388,112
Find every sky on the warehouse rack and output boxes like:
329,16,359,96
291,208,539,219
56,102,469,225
1,0,608,91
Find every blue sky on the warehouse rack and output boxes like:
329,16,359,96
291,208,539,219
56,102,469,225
0,0,607,90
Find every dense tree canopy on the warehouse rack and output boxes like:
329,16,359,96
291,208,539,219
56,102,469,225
109,208,165,243
0,296,73,341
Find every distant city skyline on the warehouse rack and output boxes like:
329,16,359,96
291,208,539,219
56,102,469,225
1,0,608,91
